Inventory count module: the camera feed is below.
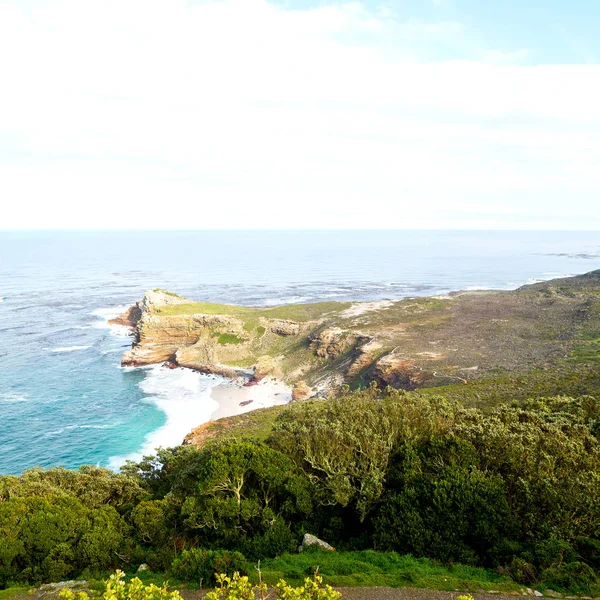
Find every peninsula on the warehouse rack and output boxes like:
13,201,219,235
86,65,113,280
114,269,600,402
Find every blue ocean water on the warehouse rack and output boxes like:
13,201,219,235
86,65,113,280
1,230,599,475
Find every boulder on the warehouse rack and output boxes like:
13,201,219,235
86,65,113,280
137,563,150,573
299,533,335,552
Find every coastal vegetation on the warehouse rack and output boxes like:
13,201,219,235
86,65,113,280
3,272,600,598
1,390,599,596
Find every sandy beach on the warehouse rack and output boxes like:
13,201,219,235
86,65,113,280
209,377,292,420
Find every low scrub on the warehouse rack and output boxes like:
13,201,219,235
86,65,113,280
170,549,247,586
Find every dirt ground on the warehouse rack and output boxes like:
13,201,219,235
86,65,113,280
178,587,533,600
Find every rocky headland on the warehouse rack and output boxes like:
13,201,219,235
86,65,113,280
115,270,600,403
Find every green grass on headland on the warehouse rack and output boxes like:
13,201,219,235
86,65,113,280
216,333,245,345
156,301,351,322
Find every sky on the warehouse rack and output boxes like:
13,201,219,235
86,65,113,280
1,0,599,230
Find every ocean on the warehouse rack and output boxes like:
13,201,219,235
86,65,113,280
1,230,599,475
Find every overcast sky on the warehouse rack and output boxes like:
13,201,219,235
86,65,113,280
1,0,599,230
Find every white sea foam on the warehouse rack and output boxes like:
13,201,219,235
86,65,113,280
90,305,132,337
0,392,28,403
108,365,225,469
91,306,129,320
262,296,312,306
44,345,90,353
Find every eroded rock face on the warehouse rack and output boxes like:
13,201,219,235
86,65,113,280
346,350,375,379
310,327,349,359
175,342,250,380
122,314,207,365
120,289,248,367
265,318,301,336
369,354,436,390
345,337,380,380
109,304,142,329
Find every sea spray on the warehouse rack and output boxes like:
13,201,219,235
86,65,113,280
108,365,224,469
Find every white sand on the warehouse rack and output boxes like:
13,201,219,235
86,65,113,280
210,377,292,420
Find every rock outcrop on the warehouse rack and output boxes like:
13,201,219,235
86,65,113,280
369,354,436,390
345,337,380,380
120,291,251,368
310,327,350,359
110,289,188,331
292,380,313,401
109,304,141,329
265,318,301,336
252,355,278,382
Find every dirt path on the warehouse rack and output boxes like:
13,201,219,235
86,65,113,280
179,587,527,600
332,588,523,600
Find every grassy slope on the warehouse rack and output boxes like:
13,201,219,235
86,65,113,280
156,301,351,323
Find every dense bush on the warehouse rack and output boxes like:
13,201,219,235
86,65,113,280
170,549,247,585
0,495,127,587
1,389,599,593
540,562,598,594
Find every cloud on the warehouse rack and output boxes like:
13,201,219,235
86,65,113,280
0,0,599,229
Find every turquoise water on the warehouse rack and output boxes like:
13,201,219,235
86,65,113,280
1,230,599,475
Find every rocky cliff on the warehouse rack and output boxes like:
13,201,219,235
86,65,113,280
117,271,600,396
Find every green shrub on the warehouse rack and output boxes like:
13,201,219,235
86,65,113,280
204,571,341,600
540,561,597,593
170,549,247,585
507,557,536,585
575,536,600,570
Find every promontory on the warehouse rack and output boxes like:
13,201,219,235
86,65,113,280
113,270,600,402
